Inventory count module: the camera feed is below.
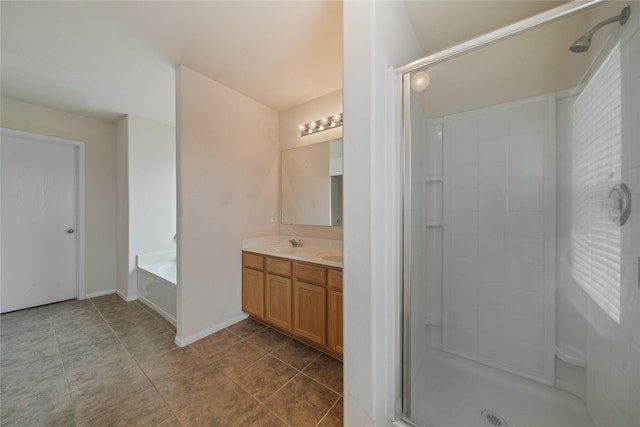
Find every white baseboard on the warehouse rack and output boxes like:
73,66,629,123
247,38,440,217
138,296,176,326
174,313,249,347
84,289,116,299
116,289,137,302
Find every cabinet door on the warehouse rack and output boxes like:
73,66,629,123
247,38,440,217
293,281,327,345
266,274,292,331
242,267,264,319
328,289,343,356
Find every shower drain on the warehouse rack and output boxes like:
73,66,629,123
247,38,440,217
481,410,507,427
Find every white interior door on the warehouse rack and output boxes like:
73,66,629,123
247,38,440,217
1,130,79,313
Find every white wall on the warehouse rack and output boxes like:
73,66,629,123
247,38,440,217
279,89,343,240
343,1,423,425
116,116,130,298
176,65,279,344
1,97,117,297
126,116,176,298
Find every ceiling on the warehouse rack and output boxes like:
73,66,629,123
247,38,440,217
404,1,569,55
1,1,568,127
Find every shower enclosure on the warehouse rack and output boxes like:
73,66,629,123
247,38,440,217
399,2,639,426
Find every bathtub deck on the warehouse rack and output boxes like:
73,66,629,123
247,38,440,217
409,349,594,427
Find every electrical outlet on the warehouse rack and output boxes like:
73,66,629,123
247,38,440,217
271,212,276,223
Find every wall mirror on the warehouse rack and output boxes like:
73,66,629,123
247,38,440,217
281,138,343,227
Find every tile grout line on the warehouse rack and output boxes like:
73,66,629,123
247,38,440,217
224,367,293,427
82,298,177,425
298,370,343,397
81,299,154,424
97,299,187,425
48,306,76,423
269,347,322,372
315,395,341,427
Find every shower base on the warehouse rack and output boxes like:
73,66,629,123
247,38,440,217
410,349,594,427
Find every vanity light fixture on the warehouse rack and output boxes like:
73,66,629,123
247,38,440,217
300,113,343,136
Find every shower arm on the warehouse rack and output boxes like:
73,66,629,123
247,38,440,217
585,7,630,39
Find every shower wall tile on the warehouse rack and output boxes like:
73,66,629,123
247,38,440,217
478,110,509,139
506,212,544,238
450,165,478,188
478,310,502,340
477,137,508,163
451,234,478,259
451,211,478,235
477,285,507,312
507,289,544,320
503,339,545,377
477,235,505,253
443,94,555,384
451,188,478,212
508,178,544,212
450,257,479,283
630,345,640,394
505,237,544,265
508,132,545,177
450,139,478,166
503,314,544,346
512,264,544,292
477,254,508,286
448,117,478,143
478,162,506,188
508,102,547,133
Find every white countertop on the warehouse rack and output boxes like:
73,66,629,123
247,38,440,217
242,235,343,268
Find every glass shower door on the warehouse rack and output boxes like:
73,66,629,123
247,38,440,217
401,2,640,427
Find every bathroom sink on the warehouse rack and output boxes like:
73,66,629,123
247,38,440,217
268,245,294,255
321,254,343,263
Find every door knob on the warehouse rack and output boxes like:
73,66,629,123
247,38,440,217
606,183,631,226
66,228,75,234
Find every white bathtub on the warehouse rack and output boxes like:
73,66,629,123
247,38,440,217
137,251,176,326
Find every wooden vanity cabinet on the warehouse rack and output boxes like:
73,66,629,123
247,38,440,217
242,253,265,318
265,274,293,331
242,250,343,359
327,269,343,356
265,257,293,331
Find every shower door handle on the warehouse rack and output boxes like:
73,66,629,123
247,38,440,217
606,183,631,226
66,228,75,234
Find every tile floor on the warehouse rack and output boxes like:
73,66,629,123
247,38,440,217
0,295,343,426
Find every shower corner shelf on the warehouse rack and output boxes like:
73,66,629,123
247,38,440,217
425,176,443,182
555,345,587,368
425,220,443,227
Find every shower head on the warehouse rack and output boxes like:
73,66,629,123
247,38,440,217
570,6,630,53
570,34,592,53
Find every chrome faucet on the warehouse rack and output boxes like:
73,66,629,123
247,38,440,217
289,238,303,248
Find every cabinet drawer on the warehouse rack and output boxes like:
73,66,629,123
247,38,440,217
295,263,326,286
243,252,264,270
328,269,342,290
266,257,292,277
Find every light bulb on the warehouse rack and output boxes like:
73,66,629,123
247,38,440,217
299,125,305,131
308,121,317,129
333,114,341,122
411,71,430,91
322,118,329,124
